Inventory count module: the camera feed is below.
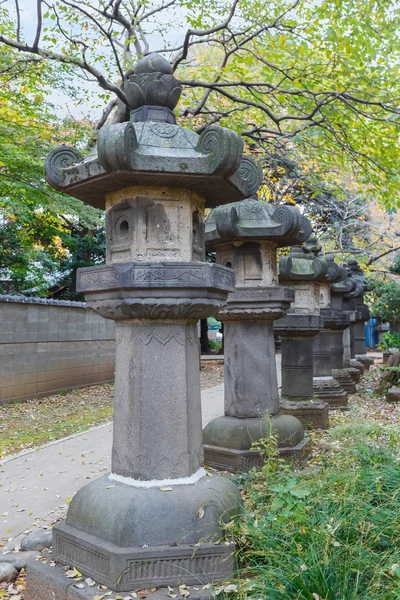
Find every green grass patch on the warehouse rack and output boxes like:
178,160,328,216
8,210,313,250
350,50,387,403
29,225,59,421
0,384,114,458
228,421,400,599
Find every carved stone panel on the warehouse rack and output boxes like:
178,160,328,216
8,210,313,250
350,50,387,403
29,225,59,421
231,241,278,288
319,282,331,309
291,282,320,313
105,187,205,262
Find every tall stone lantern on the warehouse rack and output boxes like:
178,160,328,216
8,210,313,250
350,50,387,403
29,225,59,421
30,54,262,594
203,197,312,472
312,255,350,408
275,242,330,429
330,266,360,393
347,260,374,370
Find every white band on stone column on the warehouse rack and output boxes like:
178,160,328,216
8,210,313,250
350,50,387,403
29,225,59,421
109,467,207,488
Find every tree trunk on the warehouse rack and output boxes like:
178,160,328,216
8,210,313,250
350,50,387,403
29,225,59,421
200,319,211,354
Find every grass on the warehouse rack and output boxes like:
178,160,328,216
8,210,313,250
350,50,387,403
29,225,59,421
226,420,400,599
0,384,114,459
0,363,224,459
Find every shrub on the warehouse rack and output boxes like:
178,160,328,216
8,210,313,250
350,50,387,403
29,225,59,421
229,423,400,599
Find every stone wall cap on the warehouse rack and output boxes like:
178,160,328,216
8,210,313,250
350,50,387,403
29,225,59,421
0,294,86,307
205,197,311,248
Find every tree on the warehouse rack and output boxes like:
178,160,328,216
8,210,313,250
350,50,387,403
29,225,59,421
0,17,104,295
0,0,400,206
369,280,400,323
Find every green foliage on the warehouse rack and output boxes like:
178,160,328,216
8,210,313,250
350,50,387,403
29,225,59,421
390,253,400,275
208,339,222,352
0,18,103,295
379,332,400,351
1,1,400,207
208,317,222,331
231,425,400,599
54,227,106,300
369,280,400,322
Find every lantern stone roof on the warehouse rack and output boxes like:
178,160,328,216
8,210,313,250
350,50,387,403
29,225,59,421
45,53,262,209
278,243,329,282
205,196,311,249
331,264,357,296
345,259,370,296
302,239,345,283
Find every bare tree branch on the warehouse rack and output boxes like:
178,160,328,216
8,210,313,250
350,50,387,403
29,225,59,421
0,34,129,104
367,246,400,266
173,0,240,71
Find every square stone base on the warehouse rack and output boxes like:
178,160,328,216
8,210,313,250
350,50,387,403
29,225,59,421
204,438,310,472
26,561,212,600
52,522,234,592
280,399,329,430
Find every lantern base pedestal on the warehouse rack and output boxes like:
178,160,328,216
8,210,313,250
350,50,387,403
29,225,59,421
313,376,348,409
356,354,374,370
203,414,309,472
350,360,364,378
332,368,357,393
280,398,329,430
26,560,214,600
36,473,242,592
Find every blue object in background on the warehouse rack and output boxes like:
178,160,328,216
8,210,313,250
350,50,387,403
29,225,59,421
365,318,378,349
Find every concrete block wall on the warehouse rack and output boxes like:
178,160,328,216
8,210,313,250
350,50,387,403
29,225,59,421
0,296,116,403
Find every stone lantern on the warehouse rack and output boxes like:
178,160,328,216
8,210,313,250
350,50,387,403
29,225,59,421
203,197,311,472
347,260,374,370
330,266,360,393
312,254,350,408
275,241,330,429
28,54,262,595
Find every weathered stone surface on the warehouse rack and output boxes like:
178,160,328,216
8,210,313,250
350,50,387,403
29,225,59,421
111,321,202,480
27,561,75,600
275,314,323,402
78,261,235,293
21,530,53,552
206,198,311,248
350,359,364,378
387,387,400,402
218,285,294,321
203,199,309,471
331,368,357,394
27,560,214,600
36,50,249,599
44,53,259,209
0,563,18,583
223,320,279,418
277,243,330,428
356,353,375,370
313,376,348,408
77,262,235,322
125,53,182,111
203,415,310,471
54,474,241,591
0,551,41,571
280,398,329,430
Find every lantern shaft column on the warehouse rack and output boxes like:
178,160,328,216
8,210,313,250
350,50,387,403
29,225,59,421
112,320,202,480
